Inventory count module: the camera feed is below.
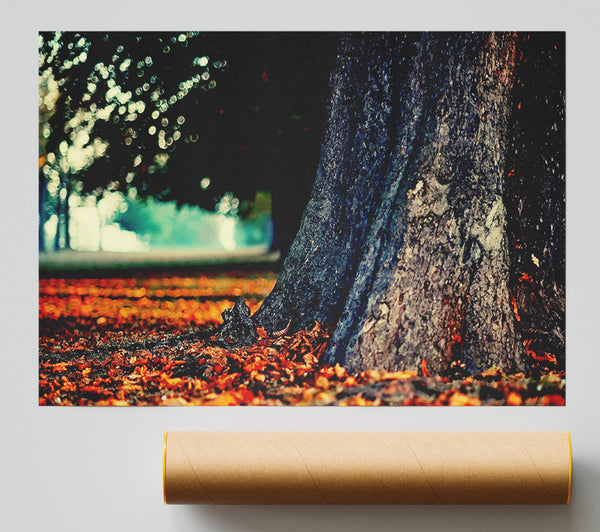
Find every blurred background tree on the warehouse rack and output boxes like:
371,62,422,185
39,32,337,256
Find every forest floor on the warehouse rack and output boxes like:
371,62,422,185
39,269,565,406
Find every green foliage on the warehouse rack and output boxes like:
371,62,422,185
114,196,272,249
39,31,227,198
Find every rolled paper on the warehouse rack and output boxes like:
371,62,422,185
163,431,572,505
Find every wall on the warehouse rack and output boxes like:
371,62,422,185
2,2,599,530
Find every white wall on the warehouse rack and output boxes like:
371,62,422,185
2,2,599,530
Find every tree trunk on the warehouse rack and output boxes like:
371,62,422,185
64,180,71,250
39,168,47,252
54,178,72,251
97,200,103,251
54,185,62,251
254,32,563,375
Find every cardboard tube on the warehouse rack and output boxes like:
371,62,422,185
163,431,571,505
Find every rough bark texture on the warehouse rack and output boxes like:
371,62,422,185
255,33,407,332
254,32,563,375
336,32,523,373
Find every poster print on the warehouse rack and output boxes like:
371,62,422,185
39,32,565,406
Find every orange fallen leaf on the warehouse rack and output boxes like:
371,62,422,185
315,375,330,389
421,359,430,377
334,363,346,379
506,391,523,406
385,370,418,380
511,295,521,322
39,272,564,407
538,394,565,406
202,392,239,406
448,392,481,406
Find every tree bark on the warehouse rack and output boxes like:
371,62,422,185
254,32,563,375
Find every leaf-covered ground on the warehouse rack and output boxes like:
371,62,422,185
39,270,565,406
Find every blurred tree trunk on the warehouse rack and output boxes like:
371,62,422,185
64,180,71,250
53,186,62,251
254,32,564,375
39,169,47,252
53,177,72,250
97,200,103,251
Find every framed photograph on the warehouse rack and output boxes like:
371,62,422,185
39,31,565,406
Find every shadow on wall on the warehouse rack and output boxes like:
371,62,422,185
176,502,575,532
